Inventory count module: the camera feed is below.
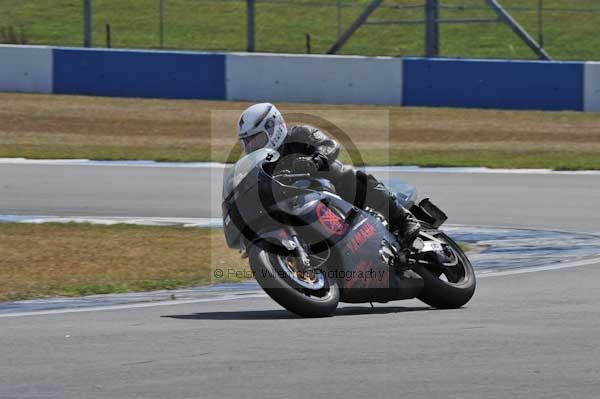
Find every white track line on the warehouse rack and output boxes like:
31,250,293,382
0,158,226,168
2,257,598,318
2,158,600,175
0,293,268,318
0,215,222,227
477,256,600,278
366,166,600,175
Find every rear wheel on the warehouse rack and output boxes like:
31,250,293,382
413,231,476,309
248,244,339,318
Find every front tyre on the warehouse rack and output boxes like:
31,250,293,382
413,232,476,309
248,245,339,318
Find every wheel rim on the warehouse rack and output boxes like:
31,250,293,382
276,255,326,291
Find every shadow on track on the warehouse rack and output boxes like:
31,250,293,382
162,305,433,320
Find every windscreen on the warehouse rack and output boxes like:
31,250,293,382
384,179,418,207
222,148,280,199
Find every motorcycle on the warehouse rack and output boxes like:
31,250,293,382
222,148,476,317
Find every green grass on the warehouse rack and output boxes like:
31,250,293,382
0,219,480,302
3,93,600,171
1,0,599,60
459,242,475,253
341,150,600,170
0,222,249,301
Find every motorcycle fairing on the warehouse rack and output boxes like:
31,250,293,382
327,209,423,303
259,196,424,303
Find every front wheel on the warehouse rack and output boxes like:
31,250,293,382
413,232,476,309
248,244,339,318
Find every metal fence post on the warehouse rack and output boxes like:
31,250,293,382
327,0,382,54
425,0,439,57
246,0,255,52
105,23,111,48
159,0,165,48
537,0,544,48
336,0,342,39
83,0,92,47
486,0,550,60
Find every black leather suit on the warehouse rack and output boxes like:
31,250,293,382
275,125,407,225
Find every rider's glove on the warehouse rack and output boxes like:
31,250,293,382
311,153,328,171
292,156,319,175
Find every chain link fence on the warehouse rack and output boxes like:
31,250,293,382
0,0,599,60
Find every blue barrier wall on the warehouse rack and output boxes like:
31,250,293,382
402,58,584,111
1,45,598,112
53,48,226,99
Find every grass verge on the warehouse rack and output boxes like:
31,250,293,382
0,222,479,302
0,223,248,302
2,93,600,170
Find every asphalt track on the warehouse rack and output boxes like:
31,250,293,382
2,162,600,399
2,162,600,232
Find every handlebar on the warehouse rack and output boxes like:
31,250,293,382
272,173,311,183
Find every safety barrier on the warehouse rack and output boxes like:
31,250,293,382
584,62,600,112
0,45,53,93
1,45,599,112
53,48,226,99
402,57,584,111
226,52,403,105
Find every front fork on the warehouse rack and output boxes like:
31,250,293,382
280,226,311,271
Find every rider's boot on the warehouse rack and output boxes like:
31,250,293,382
388,196,421,247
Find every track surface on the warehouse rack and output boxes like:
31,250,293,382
2,163,600,399
2,267,600,399
2,163,600,232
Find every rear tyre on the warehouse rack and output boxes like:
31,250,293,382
248,244,339,318
413,232,476,309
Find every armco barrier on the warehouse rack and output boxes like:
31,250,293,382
584,62,600,112
53,48,226,99
226,53,403,105
402,57,584,111
1,45,599,112
0,45,53,93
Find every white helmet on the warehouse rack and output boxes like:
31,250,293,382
237,103,287,154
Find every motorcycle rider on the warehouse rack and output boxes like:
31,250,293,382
236,102,421,246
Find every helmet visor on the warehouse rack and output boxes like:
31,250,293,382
241,131,268,154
